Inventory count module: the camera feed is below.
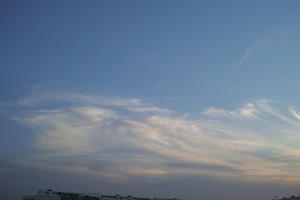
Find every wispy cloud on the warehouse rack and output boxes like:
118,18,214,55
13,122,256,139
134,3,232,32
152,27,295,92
236,38,265,67
289,107,300,120
155,78,167,91
203,101,260,120
3,92,300,183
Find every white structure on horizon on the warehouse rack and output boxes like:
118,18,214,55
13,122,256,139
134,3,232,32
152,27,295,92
22,189,181,200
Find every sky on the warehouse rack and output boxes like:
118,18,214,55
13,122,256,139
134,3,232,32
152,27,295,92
1,1,300,200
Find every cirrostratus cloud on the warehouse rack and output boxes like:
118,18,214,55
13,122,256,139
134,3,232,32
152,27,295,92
3,92,300,183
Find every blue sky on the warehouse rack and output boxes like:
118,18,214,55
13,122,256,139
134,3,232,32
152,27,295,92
1,1,300,200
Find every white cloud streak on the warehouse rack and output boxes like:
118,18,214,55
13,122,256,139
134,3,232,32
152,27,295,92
3,92,300,183
203,102,260,120
290,107,300,120
236,38,265,67
155,78,167,91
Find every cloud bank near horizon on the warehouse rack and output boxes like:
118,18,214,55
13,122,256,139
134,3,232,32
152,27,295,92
2,91,300,183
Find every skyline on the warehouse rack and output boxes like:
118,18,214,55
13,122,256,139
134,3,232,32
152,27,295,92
1,1,300,200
